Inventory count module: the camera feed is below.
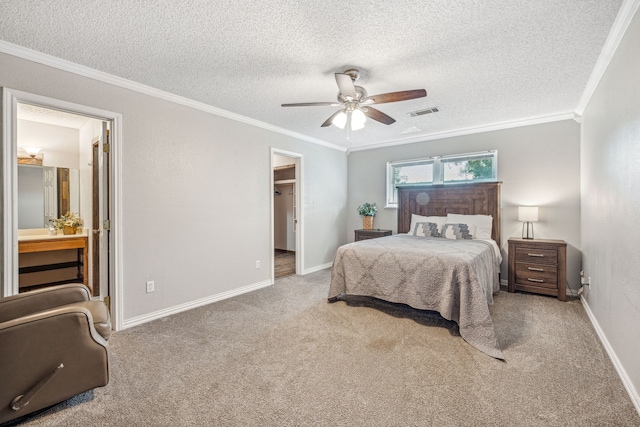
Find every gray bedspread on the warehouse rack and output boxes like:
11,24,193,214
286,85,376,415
328,234,504,359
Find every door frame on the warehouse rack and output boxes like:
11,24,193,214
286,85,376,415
1,87,124,330
270,148,303,281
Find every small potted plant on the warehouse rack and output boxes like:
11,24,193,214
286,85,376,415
357,202,377,230
53,212,84,235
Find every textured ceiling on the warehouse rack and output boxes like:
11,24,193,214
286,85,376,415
17,104,92,129
0,0,623,150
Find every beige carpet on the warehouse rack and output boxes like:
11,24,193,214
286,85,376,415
7,269,639,426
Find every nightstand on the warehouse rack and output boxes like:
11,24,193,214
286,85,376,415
508,238,567,301
354,229,392,241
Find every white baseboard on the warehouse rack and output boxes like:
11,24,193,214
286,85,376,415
302,262,332,275
122,262,333,329
581,296,640,416
122,279,273,329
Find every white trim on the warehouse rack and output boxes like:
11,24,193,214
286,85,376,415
1,88,18,297
270,148,304,280
580,296,640,415
110,112,124,331
1,88,124,330
296,155,304,276
302,262,332,275
122,279,272,329
348,113,575,152
575,0,640,115
0,40,346,153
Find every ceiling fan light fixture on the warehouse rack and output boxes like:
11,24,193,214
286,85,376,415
281,68,427,131
332,110,347,129
350,108,366,131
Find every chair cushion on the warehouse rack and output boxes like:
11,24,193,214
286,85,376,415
64,301,112,340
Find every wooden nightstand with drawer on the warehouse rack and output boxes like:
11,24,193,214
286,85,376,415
354,229,392,241
508,238,567,301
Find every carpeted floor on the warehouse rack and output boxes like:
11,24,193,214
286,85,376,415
7,268,639,426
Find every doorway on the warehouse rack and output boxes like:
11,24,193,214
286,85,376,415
271,149,303,280
2,88,123,330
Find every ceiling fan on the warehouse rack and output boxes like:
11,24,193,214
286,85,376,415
281,69,427,131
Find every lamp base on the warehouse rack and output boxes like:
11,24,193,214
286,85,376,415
522,221,534,239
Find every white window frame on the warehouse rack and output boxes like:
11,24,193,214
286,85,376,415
386,158,435,207
386,150,497,208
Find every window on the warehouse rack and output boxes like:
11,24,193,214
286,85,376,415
386,158,434,206
386,151,497,207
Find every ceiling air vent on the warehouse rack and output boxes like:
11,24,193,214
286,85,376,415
408,107,439,117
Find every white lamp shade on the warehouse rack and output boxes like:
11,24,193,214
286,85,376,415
518,206,539,222
350,108,366,130
332,111,347,129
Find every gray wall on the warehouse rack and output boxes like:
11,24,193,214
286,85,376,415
1,52,348,322
348,120,582,290
581,8,640,406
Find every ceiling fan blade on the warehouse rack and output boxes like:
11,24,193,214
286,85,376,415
281,102,341,107
335,73,357,99
363,107,396,125
368,89,427,104
321,110,343,127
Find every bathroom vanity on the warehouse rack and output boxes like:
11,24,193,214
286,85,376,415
18,229,89,292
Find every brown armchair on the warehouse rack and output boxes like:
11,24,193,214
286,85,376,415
0,284,111,424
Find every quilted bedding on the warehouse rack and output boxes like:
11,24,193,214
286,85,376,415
328,234,503,359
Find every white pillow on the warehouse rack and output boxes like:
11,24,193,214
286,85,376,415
446,214,493,240
408,214,447,235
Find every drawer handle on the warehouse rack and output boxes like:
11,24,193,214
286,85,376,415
528,253,545,257
527,278,544,283
527,267,544,272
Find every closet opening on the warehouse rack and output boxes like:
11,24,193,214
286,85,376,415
271,150,302,280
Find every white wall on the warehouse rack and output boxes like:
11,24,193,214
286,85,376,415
274,183,295,251
273,154,295,168
78,118,102,227
1,52,348,322
348,120,582,290
581,7,640,409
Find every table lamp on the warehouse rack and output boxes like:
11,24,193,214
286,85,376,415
518,206,539,239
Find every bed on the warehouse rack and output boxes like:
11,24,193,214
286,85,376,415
328,182,504,359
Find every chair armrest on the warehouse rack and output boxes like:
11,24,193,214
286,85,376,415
0,283,90,324
0,305,109,424
62,300,112,340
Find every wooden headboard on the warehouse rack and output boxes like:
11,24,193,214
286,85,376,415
397,182,502,244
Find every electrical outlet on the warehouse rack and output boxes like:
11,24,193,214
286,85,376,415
146,280,155,293
256,260,261,269
580,275,591,286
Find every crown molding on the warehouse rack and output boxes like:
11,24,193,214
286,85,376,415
347,112,575,153
575,0,640,115
0,40,347,153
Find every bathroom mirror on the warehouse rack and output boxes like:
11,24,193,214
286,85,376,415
18,164,80,229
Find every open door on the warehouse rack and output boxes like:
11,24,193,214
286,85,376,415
3,88,122,328
92,125,111,303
